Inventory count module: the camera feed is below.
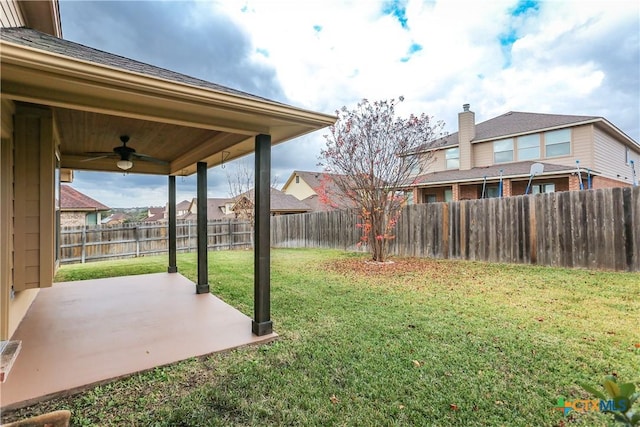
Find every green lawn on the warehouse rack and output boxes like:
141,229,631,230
3,249,639,426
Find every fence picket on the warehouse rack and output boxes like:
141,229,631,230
60,220,252,264
269,187,639,271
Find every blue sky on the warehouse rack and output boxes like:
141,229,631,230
58,0,639,208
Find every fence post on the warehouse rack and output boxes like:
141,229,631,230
134,226,140,257
228,219,233,250
187,221,192,253
442,203,449,258
529,198,537,264
81,226,87,264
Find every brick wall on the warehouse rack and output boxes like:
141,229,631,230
452,184,460,201
459,184,480,200
502,179,512,197
591,175,632,189
61,212,86,227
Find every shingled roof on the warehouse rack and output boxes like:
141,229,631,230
419,111,602,151
60,185,110,211
0,27,275,103
409,161,578,186
238,188,311,213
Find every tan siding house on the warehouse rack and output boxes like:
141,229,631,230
593,126,640,182
281,172,317,200
281,170,355,212
408,104,639,202
472,142,493,168
0,1,24,27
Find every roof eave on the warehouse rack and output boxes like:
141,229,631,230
18,1,62,38
408,169,583,187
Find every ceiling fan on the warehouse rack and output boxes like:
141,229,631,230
82,135,168,170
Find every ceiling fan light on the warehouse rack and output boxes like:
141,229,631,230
117,159,133,170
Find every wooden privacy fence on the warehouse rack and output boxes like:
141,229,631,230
271,186,640,271
60,220,252,264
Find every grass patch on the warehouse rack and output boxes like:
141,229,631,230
3,249,639,426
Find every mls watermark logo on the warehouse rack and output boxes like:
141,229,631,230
555,375,639,426
554,397,630,416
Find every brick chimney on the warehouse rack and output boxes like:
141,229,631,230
458,103,475,170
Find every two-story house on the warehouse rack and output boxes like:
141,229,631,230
407,104,639,202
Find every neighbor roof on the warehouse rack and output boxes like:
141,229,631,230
418,111,604,151
1,27,273,103
408,161,578,186
176,200,191,211
238,188,311,213
60,185,110,211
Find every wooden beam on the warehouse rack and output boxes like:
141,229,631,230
252,134,272,336
167,175,178,273
196,162,209,294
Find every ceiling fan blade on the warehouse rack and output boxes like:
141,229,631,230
132,153,169,165
80,155,111,162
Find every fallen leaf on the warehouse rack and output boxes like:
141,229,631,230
412,360,422,367
495,400,504,405
535,317,544,322
399,404,405,410
449,403,459,411
330,395,339,404
635,343,640,348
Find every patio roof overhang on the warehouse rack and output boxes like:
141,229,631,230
0,39,336,176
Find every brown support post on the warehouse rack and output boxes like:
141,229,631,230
196,162,209,294
168,175,178,273
252,134,273,336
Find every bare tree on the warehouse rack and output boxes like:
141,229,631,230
226,160,255,223
226,159,279,247
319,97,445,262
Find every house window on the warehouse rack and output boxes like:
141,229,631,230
404,191,414,205
517,134,540,161
295,176,300,184
445,147,460,169
444,189,453,202
532,183,555,194
485,185,501,198
426,194,437,203
494,138,514,163
545,129,570,157
626,147,631,165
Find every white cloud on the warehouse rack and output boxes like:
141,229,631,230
59,0,639,206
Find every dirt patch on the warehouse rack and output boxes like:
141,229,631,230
327,257,455,278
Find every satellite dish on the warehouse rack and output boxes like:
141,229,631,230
530,163,544,176
525,163,545,195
